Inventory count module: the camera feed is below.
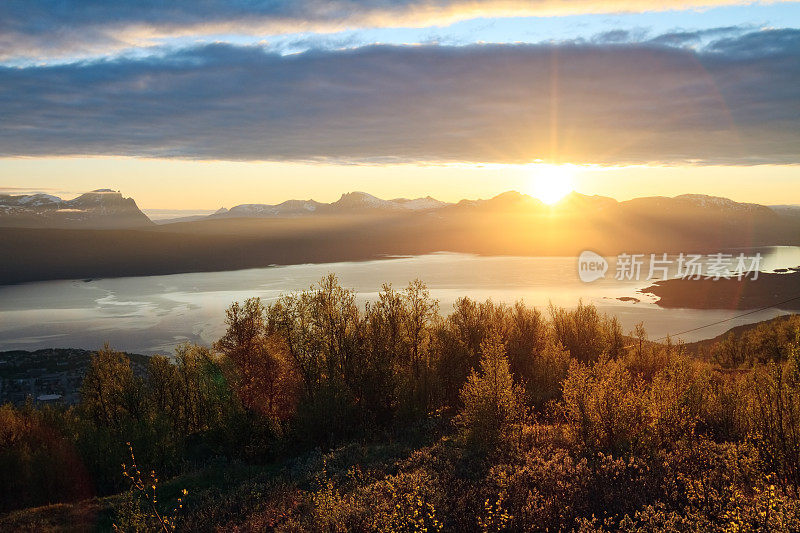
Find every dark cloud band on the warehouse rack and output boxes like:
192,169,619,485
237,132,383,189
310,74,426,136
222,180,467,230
0,0,786,61
0,29,797,165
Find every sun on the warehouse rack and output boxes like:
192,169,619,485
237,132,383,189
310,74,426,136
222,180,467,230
527,165,575,205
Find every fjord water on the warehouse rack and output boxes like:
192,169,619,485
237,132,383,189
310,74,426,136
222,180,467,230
1,248,799,354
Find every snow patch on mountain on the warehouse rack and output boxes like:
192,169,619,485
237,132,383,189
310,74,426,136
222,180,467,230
334,192,450,211
391,196,449,210
0,189,151,228
333,192,393,210
18,194,62,206
675,194,762,211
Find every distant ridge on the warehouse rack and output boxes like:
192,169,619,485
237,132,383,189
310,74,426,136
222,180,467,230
0,189,152,229
201,190,624,221
1,188,788,229
1,189,797,285
200,189,779,222
209,191,451,219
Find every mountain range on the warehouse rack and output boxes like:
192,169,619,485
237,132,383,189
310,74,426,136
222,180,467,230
0,188,798,285
191,191,784,221
207,192,447,220
2,188,792,229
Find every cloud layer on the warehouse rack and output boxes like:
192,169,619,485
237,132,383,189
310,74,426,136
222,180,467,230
0,0,789,61
0,29,798,165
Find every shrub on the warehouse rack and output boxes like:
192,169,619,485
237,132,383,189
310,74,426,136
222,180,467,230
747,339,800,490
456,332,526,453
561,357,646,456
525,339,570,411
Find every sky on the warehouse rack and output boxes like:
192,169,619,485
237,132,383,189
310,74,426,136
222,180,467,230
0,1,798,209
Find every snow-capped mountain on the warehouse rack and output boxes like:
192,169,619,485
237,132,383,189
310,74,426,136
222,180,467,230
330,191,449,211
211,192,452,219
330,191,397,210
200,190,780,224
448,191,618,213
390,196,450,210
0,189,152,229
17,193,62,206
673,194,767,212
2,188,779,229
222,199,324,217
620,194,777,218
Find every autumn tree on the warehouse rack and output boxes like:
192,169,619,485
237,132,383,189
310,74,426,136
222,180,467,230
505,301,548,383
398,280,439,417
549,301,624,362
361,283,406,425
215,298,300,421
81,344,143,430
146,355,180,421
456,332,526,451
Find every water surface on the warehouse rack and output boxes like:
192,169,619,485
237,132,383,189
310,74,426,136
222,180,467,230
1,248,798,354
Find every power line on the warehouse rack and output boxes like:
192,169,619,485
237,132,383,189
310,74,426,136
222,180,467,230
631,293,800,347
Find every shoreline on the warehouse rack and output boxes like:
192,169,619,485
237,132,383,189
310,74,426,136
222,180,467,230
643,271,800,311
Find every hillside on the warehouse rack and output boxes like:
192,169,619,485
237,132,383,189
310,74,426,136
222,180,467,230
682,313,800,357
3,290,800,531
